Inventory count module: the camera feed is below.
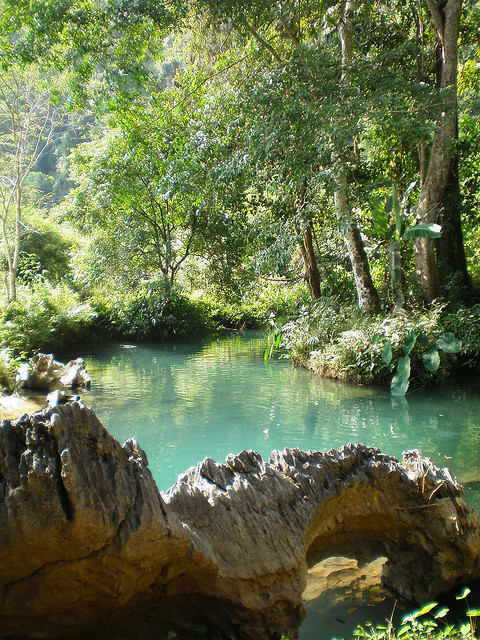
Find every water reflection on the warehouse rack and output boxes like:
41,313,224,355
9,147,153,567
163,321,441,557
83,333,480,509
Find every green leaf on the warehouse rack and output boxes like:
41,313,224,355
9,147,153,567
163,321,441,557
415,602,438,617
391,373,409,396
381,340,393,365
466,609,480,617
371,196,389,238
417,332,430,347
422,349,440,372
434,607,449,618
456,587,471,600
436,333,462,354
403,332,417,356
402,614,415,624
385,194,393,216
402,222,442,241
396,355,411,379
401,180,417,209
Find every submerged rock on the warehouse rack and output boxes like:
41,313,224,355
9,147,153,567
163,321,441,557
0,403,479,639
16,353,91,391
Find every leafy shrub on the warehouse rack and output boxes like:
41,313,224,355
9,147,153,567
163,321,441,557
281,301,463,391
441,303,480,368
206,280,310,330
106,285,214,340
0,348,19,391
352,589,479,640
17,209,77,284
281,588,479,640
0,280,97,357
280,297,352,363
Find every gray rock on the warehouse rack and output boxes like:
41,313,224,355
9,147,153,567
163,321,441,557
16,353,91,390
0,404,479,639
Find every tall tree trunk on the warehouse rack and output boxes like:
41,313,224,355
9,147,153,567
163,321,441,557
334,0,381,314
304,225,322,300
293,216,321,301
436,139,470,286
334,169,381,313
414,0,463,303
10,183,22,303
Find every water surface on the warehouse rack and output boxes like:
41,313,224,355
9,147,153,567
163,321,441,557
81,332,480,639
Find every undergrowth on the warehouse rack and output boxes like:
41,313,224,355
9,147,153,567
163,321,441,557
278,298,480,392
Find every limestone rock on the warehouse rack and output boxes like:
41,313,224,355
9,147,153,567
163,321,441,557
16,353,91,390
163,445,480,637
1,404,480,640
0,403,189,638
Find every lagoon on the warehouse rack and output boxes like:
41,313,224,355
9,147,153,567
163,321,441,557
81,331,480,639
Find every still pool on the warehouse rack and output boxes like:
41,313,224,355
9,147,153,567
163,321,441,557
81,331,480,639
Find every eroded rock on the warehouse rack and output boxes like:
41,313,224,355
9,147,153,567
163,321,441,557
1,404,480,640
16,353,91,390
0,403,189,638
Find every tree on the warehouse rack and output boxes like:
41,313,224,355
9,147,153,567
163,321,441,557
414,0,463,303
333,0,381,313
0,67,61,302
68,81,249,293
182,0,385,309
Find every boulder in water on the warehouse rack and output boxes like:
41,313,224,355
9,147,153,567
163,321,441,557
16,353,91,390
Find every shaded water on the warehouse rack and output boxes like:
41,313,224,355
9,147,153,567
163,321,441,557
80,331,480,639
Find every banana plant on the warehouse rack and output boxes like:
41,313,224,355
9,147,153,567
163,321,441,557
371,183,442,313
373,330,462,396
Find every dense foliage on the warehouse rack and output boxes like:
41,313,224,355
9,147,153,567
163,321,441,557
0,0,478,394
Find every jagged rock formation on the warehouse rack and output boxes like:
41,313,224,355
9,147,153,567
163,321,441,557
1,402,480,639
16,353,91,390
0,403,189,638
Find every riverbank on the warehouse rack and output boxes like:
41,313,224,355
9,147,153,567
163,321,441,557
278,300,480,395
0,391,46,419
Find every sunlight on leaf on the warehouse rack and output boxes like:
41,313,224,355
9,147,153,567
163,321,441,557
457,586,471,599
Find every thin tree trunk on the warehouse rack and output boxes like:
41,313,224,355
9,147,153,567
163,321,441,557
334,169,381,313
333,0,380,314
10,184,22,302
293,216,321,301
304,225,321,300
414,0,463,303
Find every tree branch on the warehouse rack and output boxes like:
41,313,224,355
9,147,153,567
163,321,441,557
236,16,283,63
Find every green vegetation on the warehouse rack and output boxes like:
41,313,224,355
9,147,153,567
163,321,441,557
0,0,478,396
278,299,476,394
279,588,480,639
351,588,480,640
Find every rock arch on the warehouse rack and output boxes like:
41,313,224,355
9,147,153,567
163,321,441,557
0,403,479,639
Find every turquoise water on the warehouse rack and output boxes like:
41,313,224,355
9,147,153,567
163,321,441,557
81,331,480,639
